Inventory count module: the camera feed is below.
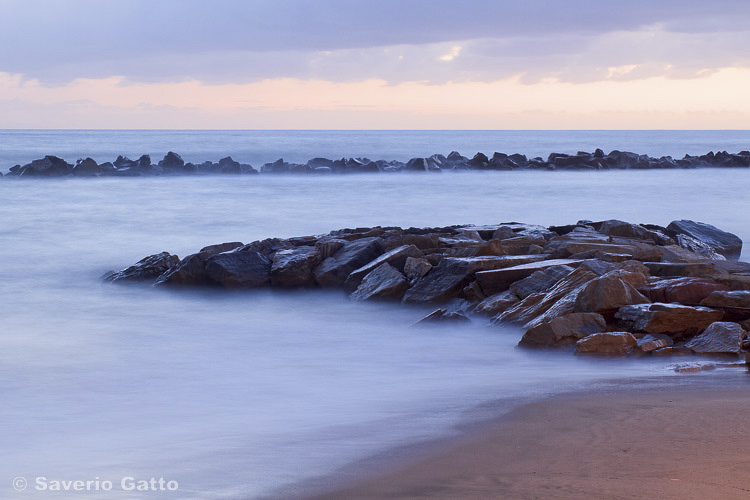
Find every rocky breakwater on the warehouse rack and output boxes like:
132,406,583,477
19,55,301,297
105,219,750,362
5,148,750,177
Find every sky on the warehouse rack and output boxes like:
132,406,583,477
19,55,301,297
1,0,749,129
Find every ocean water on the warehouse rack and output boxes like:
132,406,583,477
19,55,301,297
1,131,749,500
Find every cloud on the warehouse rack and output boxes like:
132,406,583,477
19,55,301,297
2,0,750,85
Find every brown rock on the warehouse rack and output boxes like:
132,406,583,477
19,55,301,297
476,258,584,296
684,321,745,354
615,303,724,334
638,277,730,305
519,312,606,348
574,332,638,356
509,265,574,299
573,271,650,314
637,333,674,352
350,263,409,302
644,262,722,278
344,244,423,292
403,257,432,282
270,246,322,287
315,238,347,259
475,290,520,316
700,290,750,309
314,237,383,287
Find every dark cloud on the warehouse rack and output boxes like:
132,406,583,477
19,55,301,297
1,0,749,84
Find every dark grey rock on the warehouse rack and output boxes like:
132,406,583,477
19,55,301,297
314,237,383,287
104,252,179,283
350,263,409,301
667,220,742,260
205,249,271,288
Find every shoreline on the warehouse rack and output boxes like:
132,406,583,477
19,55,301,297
285,374,750,500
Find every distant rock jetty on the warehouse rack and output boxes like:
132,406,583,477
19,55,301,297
105,219,750,362
4,148,750,177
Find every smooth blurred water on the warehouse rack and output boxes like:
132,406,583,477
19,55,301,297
1,131,749,500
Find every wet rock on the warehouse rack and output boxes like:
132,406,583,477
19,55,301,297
475,258,584,296
666,220,742,260
350,263,409,302
344,244,423,292
644,262,722,278
155,242,244,287
519,312,607,348
684,321,745,354
497,267,598,326
509,265,574,299
596,219,668,244
652,346,694,356
574,332,638,355
700,290,750,309
416,308,471,323
637,333,674,352
205,249,272,288
672,362,715,373
638,277,730,305
270,246,322,287
159,151,185,169
403,256,433,283
615,303,724,334
475,290,520,316
104,252,179,283
72,157,101,176
315,238,348,260
404,256,547,304
573,272,650,314
314,237,383,287
19,156,73,177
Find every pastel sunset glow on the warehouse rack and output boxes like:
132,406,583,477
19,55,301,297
2,0,749,129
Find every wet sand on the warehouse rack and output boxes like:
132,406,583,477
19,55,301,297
300,382,750,500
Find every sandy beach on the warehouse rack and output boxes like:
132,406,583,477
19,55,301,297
300,380,750,500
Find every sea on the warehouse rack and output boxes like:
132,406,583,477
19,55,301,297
1,130,749,500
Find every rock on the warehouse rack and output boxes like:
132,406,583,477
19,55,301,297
403,256,547,304
416,308,471,323
403,256,432,283
574,332,638,355
684,321,745,354
204,249,271,288
520,312,606,348
154,242,244,286
596,219,669,244
350,263,409,301
700,290,750,309
638,277,730,305
637,333,674,352
72,157,101,176
615,303,724,334
573,272,650,314
159,151,185,169
270,246,322,287
496,267,598,326
104,252,179,283
672,362,715,373
509,265,574,299
644,262,722,278
475,290,520,316
314,237,383,287
475,258,584,296
344,244,423,292
19,156,73,176
315,238,347,260
666,220,742,261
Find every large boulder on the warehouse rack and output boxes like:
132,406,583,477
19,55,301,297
19,156,73,176
343,244,423,292
72,157,102,176
574,332,638,355
638,277,730,305
155,242,243,286
666,220,742,260
314,237,383,287
509,265,575,299
474,290,520,316
573,271,650,314
104,252,179,283
205,249,271,288
403,256,432,283
615,303,723,334
684,321,745,354
270,246,322,287
350,263,409,302
519,312,607,348
159,151,185,169
700,290,750,309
